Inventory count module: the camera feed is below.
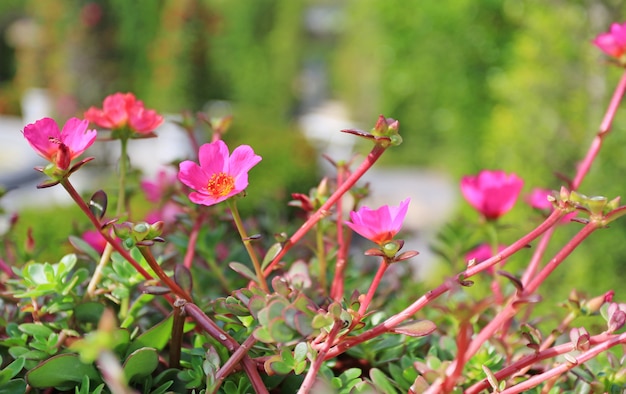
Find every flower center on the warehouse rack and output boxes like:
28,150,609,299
206,172,235,197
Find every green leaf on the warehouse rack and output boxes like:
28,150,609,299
0,379,27,394
126,315,173,356
68,235,102,262
26,354,100,388
0,357,25,384
18,323,53,338
123,347,159,383
261,243,282,270
390,320,436,337
229,262,258,283
370,368,399,394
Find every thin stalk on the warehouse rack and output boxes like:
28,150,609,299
357,258,390,318
213,335,258,393
182,302,267,394
572,69,626,190
315,222,327,294
137,246,193,302
226,199,269,293
61,179,153,281
170,303,185,369
465,332,613,394
429,221,600,393
331,164,349,301
86,137,130,297
500,332,626,394
324,209,564,360
183,211,205,269
298,319,343,394
262,143,388,277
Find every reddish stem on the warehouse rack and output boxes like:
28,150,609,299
183,211,206,269
61,180,154,281
430,221,599,393
500,332,626,394
324,209,564,360
357,258,389,317
213,335,258,392
137,246,193,302
330,164,349,301
182,302,267,394
572,69,626,190
262,143,388,277
299,319,343,394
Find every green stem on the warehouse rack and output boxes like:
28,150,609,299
226,199,269,293
86,137,130,298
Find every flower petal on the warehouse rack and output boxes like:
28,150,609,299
178,161,208,190
198,141,228,174
23,117,62,161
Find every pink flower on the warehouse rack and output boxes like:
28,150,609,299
460,170,524,220
141,169,177,203
345,198,410,245
178,140,262,206
23,117,97,170
465,243,506,273
526,187,577,223
82,230,108,254
84,92,163,134
593,22,626,58
526,188,554,210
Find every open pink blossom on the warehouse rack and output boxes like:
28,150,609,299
23,117,97,170
345,198,410,245
461,170,524,220
178,140,262,206
593,22,626,58
84,92,163,133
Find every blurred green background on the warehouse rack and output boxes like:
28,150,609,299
2,0,626,305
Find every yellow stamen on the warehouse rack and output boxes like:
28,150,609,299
206,172,235,197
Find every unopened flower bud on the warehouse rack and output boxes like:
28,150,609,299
382,240,402,259
371,115,400,140
583,290,614,314
147,221,164,239
607,303,626,333
133,222,150,242
113,222,133,239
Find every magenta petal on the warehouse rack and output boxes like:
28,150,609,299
23,117,61,160
60,118,97,160
178,161,208,190
198,141,228,174
229,145,262,177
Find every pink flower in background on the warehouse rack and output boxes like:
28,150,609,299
178,140,262,206
526,188,554,210
526,187,577,223
82,230,108,254
593,22,626,58
23,117,97,170
461,170,524,220
345,198,410,245
465,243,506,273
141,169,177,203
84,92,163,133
